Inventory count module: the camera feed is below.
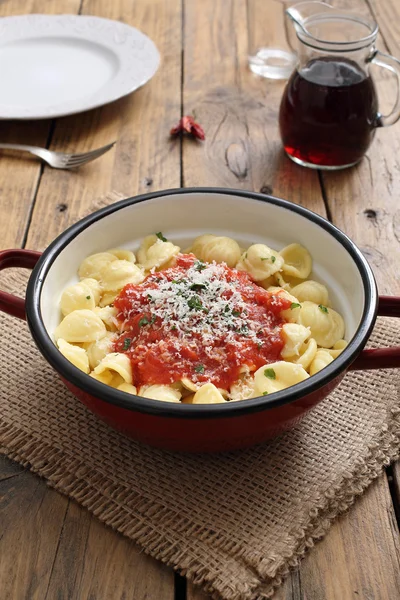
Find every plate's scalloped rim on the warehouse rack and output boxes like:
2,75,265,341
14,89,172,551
0,14,160,119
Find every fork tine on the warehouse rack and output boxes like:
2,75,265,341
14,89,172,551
63,142,116,168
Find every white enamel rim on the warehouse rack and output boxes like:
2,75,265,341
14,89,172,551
25,188,378,418
0,14,160,119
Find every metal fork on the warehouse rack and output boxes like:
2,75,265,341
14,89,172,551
0,141,116,169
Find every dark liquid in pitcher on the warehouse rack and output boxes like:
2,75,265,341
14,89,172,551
279,57,378,167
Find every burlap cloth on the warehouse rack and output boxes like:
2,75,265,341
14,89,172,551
1,192,400,600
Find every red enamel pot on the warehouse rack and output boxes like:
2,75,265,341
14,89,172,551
1,188,399,452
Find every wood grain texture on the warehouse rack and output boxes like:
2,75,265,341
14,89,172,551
0,0,81,250
0,470,70,599
182,0,324,215
25,0,182,251
0,455,26,481
1,1,180,599
44,500,174,600
186,1,400,599
2,0,400,599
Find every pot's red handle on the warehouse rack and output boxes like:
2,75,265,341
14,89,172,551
350,296,400,370
0,249,41,320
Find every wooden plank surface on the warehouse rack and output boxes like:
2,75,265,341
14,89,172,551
1,0,400,599
184,0,400,599
0,0,180,598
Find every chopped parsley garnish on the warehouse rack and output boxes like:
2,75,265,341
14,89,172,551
224,304,230,313
139,315,156,327
194,260,206,272
187,296,203,310
290,302,301,310
262,391,269,395
232,309,240,317
86,295,91,300
260,255,276,262
194,364,205,373
171,325,177,331
190,283,207,291
156,232,167,242
123,338,132,350
318,304,329,313
264,368,276,379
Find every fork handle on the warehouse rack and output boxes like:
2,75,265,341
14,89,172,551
0,143,47,159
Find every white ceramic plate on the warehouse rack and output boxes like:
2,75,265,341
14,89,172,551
0,14,160,119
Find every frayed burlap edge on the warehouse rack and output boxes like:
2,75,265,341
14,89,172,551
2,402,400,600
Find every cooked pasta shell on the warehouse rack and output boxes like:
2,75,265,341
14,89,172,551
181,378,199,392
254,361,309,395
60,281,96,316
280,243,312,279
78,252,118,281
99,291,118,307
90,370,114,385
93,306,119,331
290,280,329,306
191,234,241,267
81,278,102,305
137,235,180,271
85,332,116,370
57,339,90,373
327,339,348,358
267,287,301,323
297,301,345,348
289,338,318,371
100,260,145,292
191,383,227,404
309,349,334,376
117,383,138,395
94,352,133,384
181,393,195,404
229,375,256,401
139,384,181,402
236,244,284,281
281,323,311,359
107,248,136,263
54,309,107,343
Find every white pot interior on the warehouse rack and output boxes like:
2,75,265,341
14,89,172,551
40,192,367,343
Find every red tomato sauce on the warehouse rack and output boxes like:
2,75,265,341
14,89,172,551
113,254,292,389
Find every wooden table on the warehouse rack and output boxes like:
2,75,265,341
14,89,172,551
1,0,400,598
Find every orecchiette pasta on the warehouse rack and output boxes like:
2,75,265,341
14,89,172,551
309,349,334,376
108,248,136,263
78,252,118,280
137,234,180,271
57,339,90,373
100,260,144,292
94,352,133,384
281,323,311,359
254,361,309,395
191,234,241,268
55,233,347,404
279,243,312,279
85,332,116,370
54,309,107,343
139,384,181,402
191,383,227,404
236,244,284,281
290,280,329,306
297,301,345,348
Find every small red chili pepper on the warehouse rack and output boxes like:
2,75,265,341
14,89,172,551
170,115,205,140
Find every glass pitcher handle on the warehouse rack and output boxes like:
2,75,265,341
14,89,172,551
369,49,400,127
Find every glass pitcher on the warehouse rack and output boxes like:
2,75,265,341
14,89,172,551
279,1,400,170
